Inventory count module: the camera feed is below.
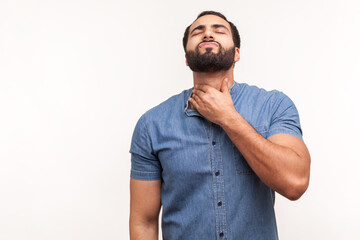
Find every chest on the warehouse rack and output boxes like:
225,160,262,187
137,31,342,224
152,117,235,180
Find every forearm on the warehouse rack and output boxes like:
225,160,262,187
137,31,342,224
220,111,308,200
130,220,158,240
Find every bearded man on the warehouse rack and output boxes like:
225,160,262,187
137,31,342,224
129,11,311,240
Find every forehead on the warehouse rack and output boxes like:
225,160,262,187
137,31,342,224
189,14,231,32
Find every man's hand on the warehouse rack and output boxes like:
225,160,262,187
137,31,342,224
189,78,237,125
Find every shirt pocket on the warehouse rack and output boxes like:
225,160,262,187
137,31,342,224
233,125,268,175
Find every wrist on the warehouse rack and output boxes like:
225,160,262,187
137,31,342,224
219,109,240,129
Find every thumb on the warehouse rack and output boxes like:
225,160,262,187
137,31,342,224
220,78,229,93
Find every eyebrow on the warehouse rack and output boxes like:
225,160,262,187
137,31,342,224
190,24,230,34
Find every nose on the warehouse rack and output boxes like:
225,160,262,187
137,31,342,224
203,29,214,41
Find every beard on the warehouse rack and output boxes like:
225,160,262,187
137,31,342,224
186,41,235,73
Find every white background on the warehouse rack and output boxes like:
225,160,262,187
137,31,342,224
1,0,359,239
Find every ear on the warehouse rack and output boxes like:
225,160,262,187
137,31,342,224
234,47,240,63
185,54,188,66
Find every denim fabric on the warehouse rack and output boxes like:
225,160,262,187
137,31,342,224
129,81,303,240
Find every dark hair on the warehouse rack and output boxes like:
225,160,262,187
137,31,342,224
182,11,241,52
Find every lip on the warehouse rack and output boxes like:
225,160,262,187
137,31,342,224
199,42,219,48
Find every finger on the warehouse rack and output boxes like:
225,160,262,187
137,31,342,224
220,78,229,93
192,89,206,99
189,97,200,109
195,84,212,93
192,92,203,103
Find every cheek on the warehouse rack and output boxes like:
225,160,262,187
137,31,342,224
221,38,234,47
187,41,198,51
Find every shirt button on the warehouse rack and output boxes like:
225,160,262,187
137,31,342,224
215,171,220,176
218,201,222,206
212,141,216,145
219,232,224,237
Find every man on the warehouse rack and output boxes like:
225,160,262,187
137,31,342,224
129,11,311,240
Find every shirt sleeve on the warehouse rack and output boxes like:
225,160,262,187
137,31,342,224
268,92,303,140
129,113,162,181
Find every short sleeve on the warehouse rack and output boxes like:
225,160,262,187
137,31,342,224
268,93,303,140
129,113,162,180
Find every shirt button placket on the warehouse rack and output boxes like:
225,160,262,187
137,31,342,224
212,132,226,239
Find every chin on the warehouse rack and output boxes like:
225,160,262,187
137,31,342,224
201,48,219,54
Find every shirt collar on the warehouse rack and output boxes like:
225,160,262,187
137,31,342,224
184,81,239,117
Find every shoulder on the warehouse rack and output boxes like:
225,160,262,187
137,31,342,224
233,82,298,125
236,82,287,104
140,88,190,123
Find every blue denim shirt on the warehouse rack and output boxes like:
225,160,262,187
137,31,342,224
130,81,303,240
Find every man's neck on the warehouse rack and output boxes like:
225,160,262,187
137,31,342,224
192,68,234,91
188,68,235,110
